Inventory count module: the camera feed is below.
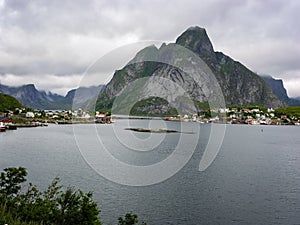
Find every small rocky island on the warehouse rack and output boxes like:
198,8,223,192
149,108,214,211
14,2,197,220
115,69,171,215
125,128,195,134
125,128,179,133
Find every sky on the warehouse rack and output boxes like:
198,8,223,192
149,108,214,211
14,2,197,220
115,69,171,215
0,0,299,97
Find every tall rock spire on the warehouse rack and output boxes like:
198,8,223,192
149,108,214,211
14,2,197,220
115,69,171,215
175,26,216,63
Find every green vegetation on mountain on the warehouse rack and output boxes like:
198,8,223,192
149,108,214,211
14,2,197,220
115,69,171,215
275,106,300,118
0,93,23,112
130,97,178,116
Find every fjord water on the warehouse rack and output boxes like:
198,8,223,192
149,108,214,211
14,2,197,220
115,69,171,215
1,120,299,225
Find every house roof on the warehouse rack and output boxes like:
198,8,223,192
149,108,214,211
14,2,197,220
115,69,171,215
96,113,106,118
0,117,11,123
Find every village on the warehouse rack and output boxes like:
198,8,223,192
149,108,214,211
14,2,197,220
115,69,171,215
1,105,300,132
198,107,300,125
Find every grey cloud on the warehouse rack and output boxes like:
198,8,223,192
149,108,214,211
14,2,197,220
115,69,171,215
0,0,299,95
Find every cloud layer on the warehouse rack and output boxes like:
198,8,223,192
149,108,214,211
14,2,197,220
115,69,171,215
0,0,299,96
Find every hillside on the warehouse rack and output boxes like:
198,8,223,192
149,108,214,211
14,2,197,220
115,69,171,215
96,26,284,115
0,93,24,112
275,106,300,118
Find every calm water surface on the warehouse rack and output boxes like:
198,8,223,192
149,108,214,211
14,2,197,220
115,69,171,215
0,120,299,225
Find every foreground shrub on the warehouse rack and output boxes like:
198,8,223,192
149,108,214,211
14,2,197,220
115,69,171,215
0,167,101,225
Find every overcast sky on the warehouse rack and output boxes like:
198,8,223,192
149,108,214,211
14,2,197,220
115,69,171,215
0,0,299,97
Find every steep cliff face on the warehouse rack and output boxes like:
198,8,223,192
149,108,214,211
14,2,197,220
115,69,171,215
175,27,217,65
261,75,300,106
96,26,284,114
175,27,283,108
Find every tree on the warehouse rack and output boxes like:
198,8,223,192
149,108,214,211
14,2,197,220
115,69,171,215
118,212,146,225
0,167,146,225
0,167,27,198
0,167,102,225
56,188,101,225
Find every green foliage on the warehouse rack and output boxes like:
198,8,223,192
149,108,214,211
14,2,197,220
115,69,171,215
129,97,178,116
0,167,27,198
0,93,24,112
0,167,102,225
275,106,300,118
1,167,146,225
193,101,209,111
95,98,115,114
137,62,159,78
0,202,41,225
56,188,101,225
118,212,146,225
114,70,126,85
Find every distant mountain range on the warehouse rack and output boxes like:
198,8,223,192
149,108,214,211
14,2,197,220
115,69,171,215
96,26,292,115
0,84,104,110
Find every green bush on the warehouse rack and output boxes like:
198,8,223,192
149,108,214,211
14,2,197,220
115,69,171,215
0,167,146,225
0,167,101,225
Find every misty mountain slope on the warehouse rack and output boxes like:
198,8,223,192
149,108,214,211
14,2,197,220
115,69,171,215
0,84,104,110
0,84,65,109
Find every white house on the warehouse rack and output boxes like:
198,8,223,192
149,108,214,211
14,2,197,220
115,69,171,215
26,112,35,118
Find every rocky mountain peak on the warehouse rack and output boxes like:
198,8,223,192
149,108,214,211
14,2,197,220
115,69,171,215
128,44,159,64
96,26,285,112
22,84,36,90
175,26,216,63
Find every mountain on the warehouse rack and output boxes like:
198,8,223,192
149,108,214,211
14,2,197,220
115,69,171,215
0,84,65,109
0,84,104,110
64,85,105,110
0,93,24,112
96,26,284,115
261,75,300,106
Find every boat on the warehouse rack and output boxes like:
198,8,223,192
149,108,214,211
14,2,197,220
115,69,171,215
0,122,6,132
